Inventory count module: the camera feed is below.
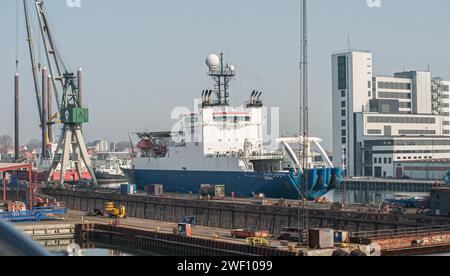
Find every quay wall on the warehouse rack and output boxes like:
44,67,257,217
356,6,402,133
43,189,450,234
77,224,296,256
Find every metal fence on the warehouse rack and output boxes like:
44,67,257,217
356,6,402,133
351,225,450,239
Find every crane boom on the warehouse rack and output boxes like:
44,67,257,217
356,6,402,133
34,1,63,111
23,0,43,123
22,0,97,185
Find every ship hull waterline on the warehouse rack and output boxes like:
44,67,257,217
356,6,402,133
126,168,342,200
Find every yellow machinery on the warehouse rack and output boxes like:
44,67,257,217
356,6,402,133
105,202,126,219
246,237,270,247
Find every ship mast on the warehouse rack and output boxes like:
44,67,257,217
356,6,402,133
205,53,236,107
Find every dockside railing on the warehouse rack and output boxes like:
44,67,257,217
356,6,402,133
351,224,450,240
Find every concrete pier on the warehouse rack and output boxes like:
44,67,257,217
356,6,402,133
15,223,76,249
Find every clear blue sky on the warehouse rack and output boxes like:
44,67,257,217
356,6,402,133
1,0,450,149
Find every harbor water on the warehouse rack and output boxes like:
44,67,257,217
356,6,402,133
48,243,167,256
326,189,429,205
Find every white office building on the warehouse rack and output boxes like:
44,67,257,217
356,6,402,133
332,50,450,178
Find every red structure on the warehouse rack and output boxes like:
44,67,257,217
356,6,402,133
0,163,34,210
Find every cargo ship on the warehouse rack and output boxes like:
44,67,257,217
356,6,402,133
126,54,343,200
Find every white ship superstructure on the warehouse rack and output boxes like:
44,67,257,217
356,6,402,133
128,54,343,200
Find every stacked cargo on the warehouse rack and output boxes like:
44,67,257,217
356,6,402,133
4,201,27,212
200,184,225,200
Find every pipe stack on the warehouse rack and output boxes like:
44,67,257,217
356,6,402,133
41,67,48,159
14,73,20,161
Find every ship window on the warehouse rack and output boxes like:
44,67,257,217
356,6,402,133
214,116,251,123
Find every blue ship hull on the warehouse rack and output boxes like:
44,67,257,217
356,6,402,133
129,168,343,200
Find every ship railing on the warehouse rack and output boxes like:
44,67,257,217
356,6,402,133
204,152,284,159
351,224,450,240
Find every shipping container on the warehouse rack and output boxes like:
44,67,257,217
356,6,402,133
120,184,137,195
308,228,334,249
334,230,350,243
145,184,164,196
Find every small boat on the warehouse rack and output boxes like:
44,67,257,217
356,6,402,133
385,195,430,209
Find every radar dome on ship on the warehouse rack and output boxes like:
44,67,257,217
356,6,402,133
206,54,220,69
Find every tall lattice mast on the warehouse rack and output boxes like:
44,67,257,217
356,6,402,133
300,0,309,172
299,0,310,243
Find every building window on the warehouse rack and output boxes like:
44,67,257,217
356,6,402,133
384,158,387,164
378,158,382,164
342,137,346,144
341,90,346,97
338,56,347,90
367,129,382,135
378,92,412,99
341,110,346,116
341,120,346,127
388,158,392,164
399,130,436,135
378,82,411,90
367,116,436,124
342,129,346,136
368,81,371,88
374,158,377,164
368,91,371,97
341,101,346,108
399,102,412,109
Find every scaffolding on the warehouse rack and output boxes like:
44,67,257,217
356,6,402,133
0,163,34,210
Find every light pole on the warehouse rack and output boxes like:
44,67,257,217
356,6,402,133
342,146,347,204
